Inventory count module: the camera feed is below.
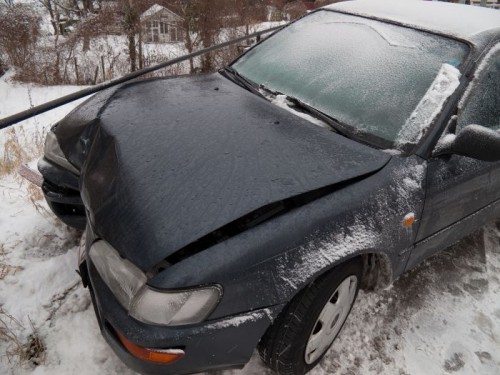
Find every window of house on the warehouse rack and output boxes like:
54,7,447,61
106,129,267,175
160,22,168,34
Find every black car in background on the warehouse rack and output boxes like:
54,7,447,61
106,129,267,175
38,1,500,374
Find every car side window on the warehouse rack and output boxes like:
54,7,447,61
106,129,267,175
457,49,500,131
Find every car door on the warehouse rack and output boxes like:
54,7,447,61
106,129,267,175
407,44,500,270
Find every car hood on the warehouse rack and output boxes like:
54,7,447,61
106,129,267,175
57,74,390,271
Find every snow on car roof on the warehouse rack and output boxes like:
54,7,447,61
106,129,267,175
325,0,500,41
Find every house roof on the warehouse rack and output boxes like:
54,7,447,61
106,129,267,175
325,0,500,42
141,3,181,20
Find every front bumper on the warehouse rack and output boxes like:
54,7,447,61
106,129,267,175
82,255,282,375
38,157,86,230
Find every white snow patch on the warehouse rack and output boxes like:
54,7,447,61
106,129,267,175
382,149,402,156
393,161,425,208
206,310,271,330
403,212,414,221
278,221,379,292
141,4,168,19
325,0,500,39
270,94,330,129
0,71,90,162
396,63,461,147
435,132,457,154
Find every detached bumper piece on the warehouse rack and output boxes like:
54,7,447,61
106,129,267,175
38,158,86,230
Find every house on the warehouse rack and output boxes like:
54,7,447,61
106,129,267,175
468,0,500,8
141,4,184,43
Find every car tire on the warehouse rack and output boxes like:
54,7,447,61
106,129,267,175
258,257,362,375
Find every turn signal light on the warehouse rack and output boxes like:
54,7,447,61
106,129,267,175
403,213,415,228
116,331,185,364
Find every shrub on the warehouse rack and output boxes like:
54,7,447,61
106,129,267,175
0,4,41,68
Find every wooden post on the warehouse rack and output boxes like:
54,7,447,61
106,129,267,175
74,57,79,84
101,55,106,81
138,24,144,70
93,66,99,85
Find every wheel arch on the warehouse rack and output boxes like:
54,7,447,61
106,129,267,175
270,250,394,320
358,251,393,291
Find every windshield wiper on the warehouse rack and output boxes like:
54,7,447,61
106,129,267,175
221,67,266,99
222,70,362,143
285,95,353,138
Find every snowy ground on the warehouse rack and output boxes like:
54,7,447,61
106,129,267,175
1,76,499,375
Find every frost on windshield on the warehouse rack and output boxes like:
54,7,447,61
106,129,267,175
396,64,461,147
232,11,468,148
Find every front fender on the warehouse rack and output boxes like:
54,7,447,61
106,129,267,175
149,156,426,320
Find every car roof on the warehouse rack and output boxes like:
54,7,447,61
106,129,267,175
324,0,500,47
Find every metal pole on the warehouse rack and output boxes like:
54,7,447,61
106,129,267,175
0,25,285,130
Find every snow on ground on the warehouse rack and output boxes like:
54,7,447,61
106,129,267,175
1,76,499,375
0,71,90,161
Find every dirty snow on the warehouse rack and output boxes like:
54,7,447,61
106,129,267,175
396,64,461,147
1,73,500,375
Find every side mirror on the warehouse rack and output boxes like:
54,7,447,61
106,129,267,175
437,124,500,162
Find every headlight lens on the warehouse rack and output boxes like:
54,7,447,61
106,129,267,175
130,285,222,325
89,241,146,309
44,131,79,175
89,241,222,326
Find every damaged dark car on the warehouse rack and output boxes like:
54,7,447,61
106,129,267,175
37,1,500,374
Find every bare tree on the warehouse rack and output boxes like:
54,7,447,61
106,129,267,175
121,0,142,72
37,0,64,35
0,4,41,67
0,56,5,76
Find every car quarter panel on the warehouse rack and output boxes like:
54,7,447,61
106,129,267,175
149,156,426,319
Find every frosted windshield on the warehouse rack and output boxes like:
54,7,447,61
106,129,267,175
232,11,468,148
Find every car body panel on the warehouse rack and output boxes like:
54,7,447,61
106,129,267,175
71,74,391,271
408,42,500,269
149,156,426,319
38,157,86,229
417,155,500,243
85,258,283,375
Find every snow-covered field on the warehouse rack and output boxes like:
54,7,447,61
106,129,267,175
0,75,499,375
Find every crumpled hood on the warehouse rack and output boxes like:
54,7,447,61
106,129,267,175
57,74,390,271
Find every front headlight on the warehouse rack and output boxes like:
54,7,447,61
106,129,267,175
44,130,80,175
89,241,222,326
